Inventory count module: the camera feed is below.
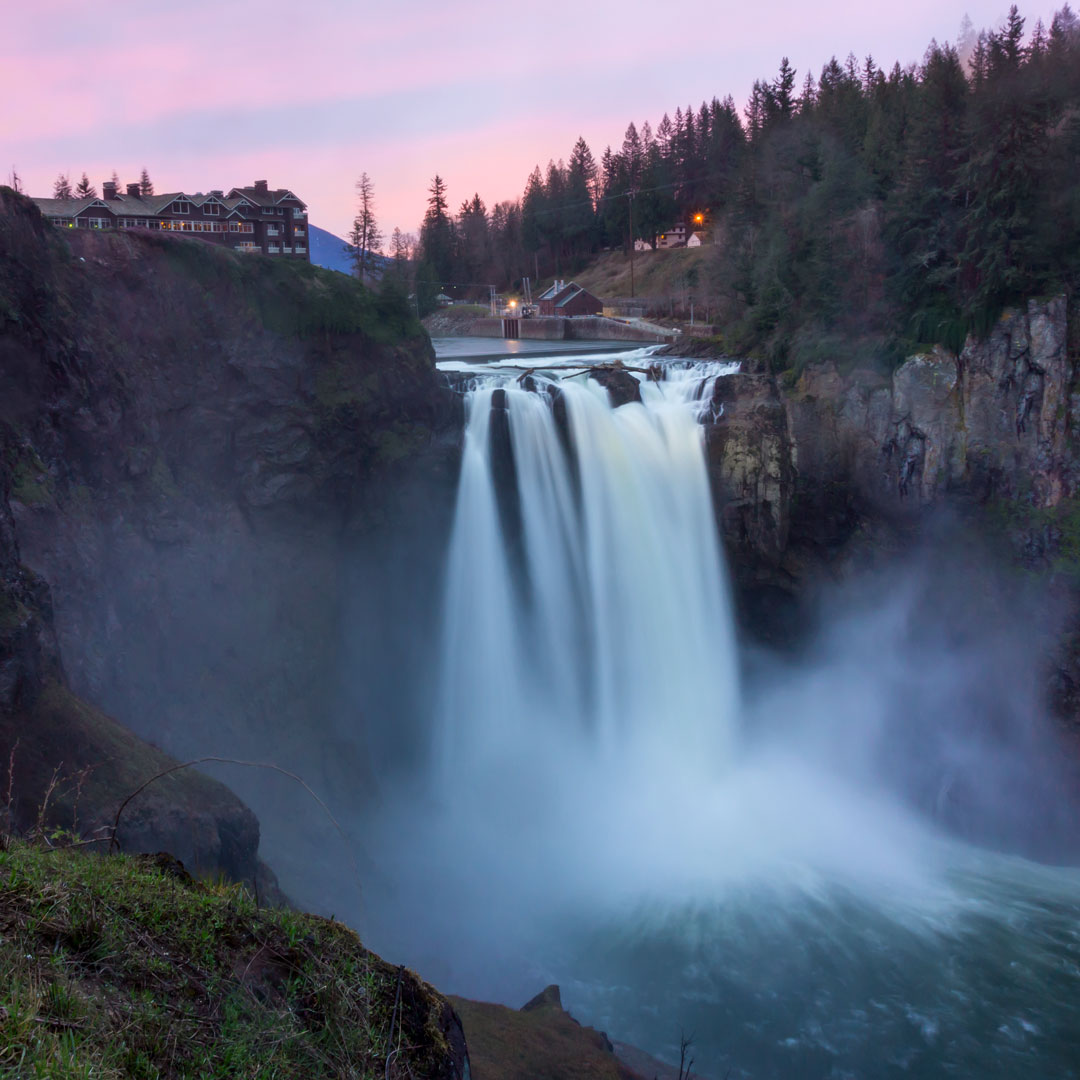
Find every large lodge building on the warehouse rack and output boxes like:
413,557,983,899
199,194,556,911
31,179,309,261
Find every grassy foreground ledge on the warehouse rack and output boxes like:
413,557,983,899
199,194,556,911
0,839,467,1079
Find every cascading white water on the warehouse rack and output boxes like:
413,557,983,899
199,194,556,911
438,361,740,775
360,345,1080,1080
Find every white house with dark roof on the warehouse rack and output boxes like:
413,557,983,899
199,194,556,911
31,179,309,260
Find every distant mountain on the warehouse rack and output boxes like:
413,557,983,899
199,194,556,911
308,224,389,279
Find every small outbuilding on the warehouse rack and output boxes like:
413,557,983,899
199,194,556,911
536,280,604,318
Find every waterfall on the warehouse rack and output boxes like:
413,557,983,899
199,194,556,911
437,362,740,777
360,346,1080,1079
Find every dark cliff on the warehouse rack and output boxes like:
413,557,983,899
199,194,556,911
0,189,456,878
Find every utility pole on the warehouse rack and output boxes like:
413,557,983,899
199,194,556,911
627,189,636,299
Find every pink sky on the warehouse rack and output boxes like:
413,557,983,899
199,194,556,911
1,0,1053,240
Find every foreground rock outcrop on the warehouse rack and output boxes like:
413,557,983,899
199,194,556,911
452,984,664,1080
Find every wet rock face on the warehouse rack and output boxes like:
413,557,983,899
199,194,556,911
703,374,793,565
589,367,643,407
0,191,457,869
784,296,1073,517
695,297,1077,649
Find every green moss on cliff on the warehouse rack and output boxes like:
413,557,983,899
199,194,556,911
134,229,425,345
0,592,30,636
0,839,462,1079
4,443,54,508
983,495,1080,578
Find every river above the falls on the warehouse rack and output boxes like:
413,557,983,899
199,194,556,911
357,343,1080,1079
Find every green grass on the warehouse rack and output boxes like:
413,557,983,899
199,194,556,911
0,838,460,1079
572,246,712,304
132,230,425,344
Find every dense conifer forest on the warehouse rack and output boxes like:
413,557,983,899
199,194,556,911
408,5,1080,368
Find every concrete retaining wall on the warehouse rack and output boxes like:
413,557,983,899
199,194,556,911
428,315,676,344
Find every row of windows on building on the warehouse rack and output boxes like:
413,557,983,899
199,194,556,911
234,241,307,254
54,217,305,253
164,200,304,218
59,219,260,233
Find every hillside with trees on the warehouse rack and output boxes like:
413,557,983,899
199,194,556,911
410,5,1080,369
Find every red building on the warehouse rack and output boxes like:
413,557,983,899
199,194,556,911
31,179,309,261
536,280,604,317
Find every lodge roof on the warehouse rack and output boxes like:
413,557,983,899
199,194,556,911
227,184,306,208
31,197,110,217
33,183,304,221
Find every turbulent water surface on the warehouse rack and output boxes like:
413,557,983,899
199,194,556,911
363,346,1080,1080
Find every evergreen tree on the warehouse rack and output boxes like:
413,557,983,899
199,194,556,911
521,166,547,275
461,5,1080,367
621,122,644,187
457,193,490,286
74,173,96,199
773,58,797,122
350,172,382,284
419,174,454,285
139,168,153,197
888,41,970,346
53,173,73,199
565,137,599,257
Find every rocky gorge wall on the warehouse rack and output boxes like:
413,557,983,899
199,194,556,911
705,296,1074,569
701,295,1080,722
0,189,458,879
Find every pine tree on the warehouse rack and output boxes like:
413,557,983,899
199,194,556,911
74,173,96,199
350,172,382,284
565,137,599,256
656,113,674,160
457,193,490,284
887,41,970,347
139,168,153,197
621,122,644,187
521,165,546,270
53,173,73,199
773,58,797,121
419,174,454,286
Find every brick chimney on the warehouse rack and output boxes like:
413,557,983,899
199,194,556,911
126,183,141,198
254,179,269,193
103,181,118,200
